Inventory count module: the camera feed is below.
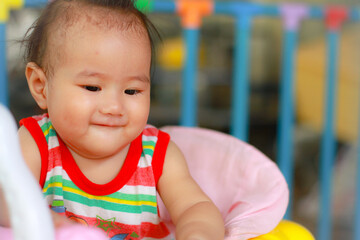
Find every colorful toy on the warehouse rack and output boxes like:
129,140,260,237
252,220,315,240
0,0,23,22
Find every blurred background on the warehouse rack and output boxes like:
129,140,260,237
4,0,360,239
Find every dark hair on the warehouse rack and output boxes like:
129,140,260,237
22,0,160,77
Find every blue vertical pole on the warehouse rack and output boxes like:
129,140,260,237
0,23,8,107
354,78,360,240
230,15,251,141
352,8,360,240
277,29,298,219
180,28,200,127
318,30,339,240
277,3,308,220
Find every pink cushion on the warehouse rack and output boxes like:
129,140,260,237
0,225,107,240
0,227,12,239
158,126,289,239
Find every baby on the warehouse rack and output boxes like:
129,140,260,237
0,0,224,239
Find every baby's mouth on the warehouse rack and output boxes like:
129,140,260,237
91,120,126,128
92,123,123,128
91,116,128,128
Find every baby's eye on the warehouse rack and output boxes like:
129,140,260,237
125,89,140,95
84,86,101,92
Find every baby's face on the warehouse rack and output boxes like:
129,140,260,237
45,18,151,159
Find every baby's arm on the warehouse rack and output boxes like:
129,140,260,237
158,141,225,240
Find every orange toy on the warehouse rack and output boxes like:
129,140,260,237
176,0,214,28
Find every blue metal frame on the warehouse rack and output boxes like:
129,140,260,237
0,23,8,107
277,3,308,220
355,87,360,240
180,28,200,126
152,0,175,13
318,30,339,240
24,0,47,7
230,14,252,141
215,2,263,142
277,30,298,219
3,1,360,239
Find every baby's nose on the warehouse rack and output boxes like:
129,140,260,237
100,91,124,115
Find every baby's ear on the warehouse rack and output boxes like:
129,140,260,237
25,62,48,110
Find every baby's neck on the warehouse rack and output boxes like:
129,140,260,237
68,144,130,185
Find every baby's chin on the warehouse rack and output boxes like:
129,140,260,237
67,139,131,160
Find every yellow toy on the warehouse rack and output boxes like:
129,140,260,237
0,0,23,22
252,220,315,240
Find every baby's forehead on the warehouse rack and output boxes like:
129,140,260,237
55,3,146,35
46,3,149,69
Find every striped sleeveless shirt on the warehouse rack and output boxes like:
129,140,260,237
20,114,173,240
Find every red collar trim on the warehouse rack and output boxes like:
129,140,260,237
60,134,142,196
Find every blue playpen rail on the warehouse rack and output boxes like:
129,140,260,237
1,1,360,239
